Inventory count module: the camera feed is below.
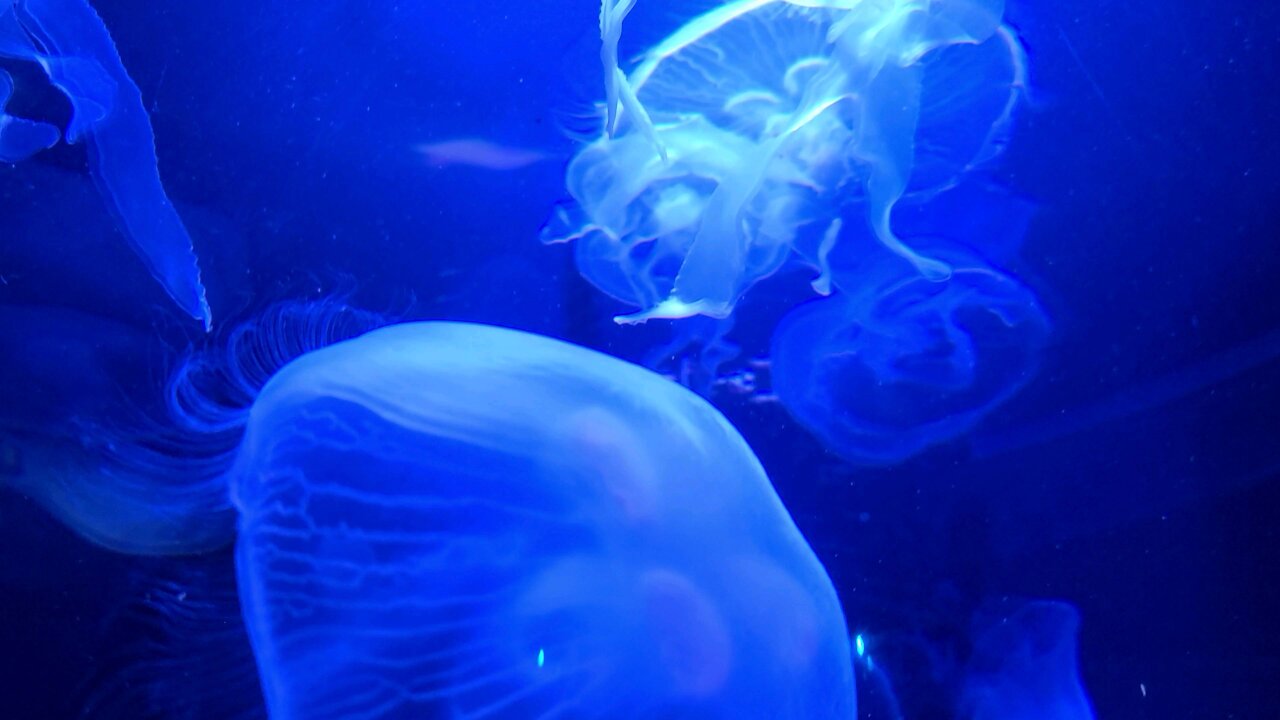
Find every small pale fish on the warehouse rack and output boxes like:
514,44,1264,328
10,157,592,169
416,139,553,170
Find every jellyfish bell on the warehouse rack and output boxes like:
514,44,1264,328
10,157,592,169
232,321,855,718
770,238,1050,466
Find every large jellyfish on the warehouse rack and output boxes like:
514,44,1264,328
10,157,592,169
0,0,210,328
543,0,1025,324
10,303,856,719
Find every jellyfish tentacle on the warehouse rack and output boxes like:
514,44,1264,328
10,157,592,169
620,91,856,324
600,0,640,137
8,300,390,556
550,0,1029,331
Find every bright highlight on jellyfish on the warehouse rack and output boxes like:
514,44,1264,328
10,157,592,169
0,0,211,329
851,632,906,720
543,0,1025,325
770,238,1050,465
959,601,1096,720
0,69,58,161
234,322,854,719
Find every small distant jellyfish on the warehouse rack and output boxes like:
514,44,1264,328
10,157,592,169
959,601,1096,720
757,178,1049,465
844,599,1094,720
14,303,857,719
543,0,1026,325
770,235,1050,465
0,0,211,329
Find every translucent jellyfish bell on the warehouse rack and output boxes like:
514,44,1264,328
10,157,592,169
232,321,855,719
544,0,1024,324
770,238,1050,465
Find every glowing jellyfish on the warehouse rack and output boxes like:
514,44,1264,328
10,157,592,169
770,237,1049,465
234,322,854,718
543,0,1025,324
846,600,1094,720
0,0,210,328
959,601,1096,720
14,304,855,718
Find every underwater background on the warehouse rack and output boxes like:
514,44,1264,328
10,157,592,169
1,0,1277,718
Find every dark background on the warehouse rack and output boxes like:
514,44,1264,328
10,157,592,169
1,0,1277,717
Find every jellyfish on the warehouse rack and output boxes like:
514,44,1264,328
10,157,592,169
760,176,1048,465
958,601,1096,720
0,0,211,329
600,0,660,155
845,600,1094,720
542,0,1026,325
770,234,1049,465
10,301,855,718
0,69,58,161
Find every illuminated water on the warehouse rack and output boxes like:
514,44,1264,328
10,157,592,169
1,1,1276,718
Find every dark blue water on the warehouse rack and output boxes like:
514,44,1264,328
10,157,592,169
1,1,1277,718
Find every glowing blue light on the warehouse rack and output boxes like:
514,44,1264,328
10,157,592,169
855,634,866,658
543,0,1024,325
537,648,545,668
0,0,212,328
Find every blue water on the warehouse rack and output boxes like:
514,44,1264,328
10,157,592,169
1,1,1276,718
